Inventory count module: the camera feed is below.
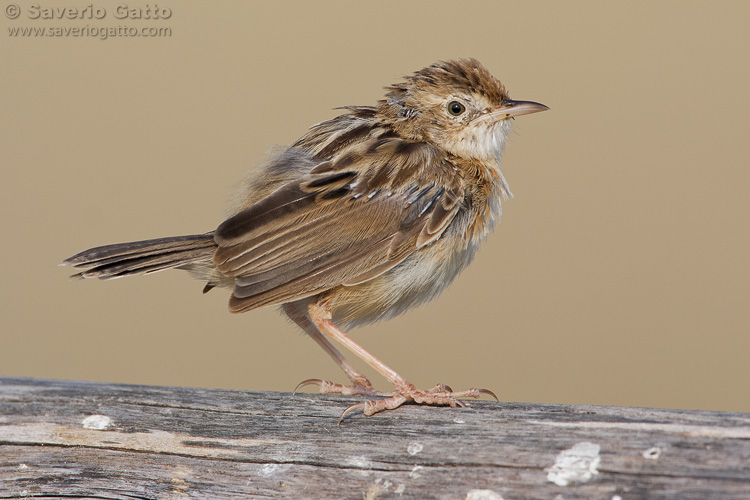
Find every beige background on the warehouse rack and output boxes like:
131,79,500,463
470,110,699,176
2,1,748,412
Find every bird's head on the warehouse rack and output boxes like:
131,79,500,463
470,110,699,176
378,59,548,161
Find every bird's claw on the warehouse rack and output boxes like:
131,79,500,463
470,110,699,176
478,388,499,401
294,377,387,396
336,383,499,424
293,378,324,395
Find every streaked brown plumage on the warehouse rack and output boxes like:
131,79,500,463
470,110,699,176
63,59,548,420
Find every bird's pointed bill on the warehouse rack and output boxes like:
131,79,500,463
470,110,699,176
494,100,549,119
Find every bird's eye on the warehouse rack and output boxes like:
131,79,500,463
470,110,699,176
447,101,466,116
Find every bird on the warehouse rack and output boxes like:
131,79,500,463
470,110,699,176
63,58,548,421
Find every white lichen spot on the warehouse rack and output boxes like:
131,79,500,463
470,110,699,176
407,442,423,455
409,465,423,479
453,417,466,424
643,447,662,460
365,478,405,499
347,455,374,469
546,441,601,486
18,463,28,470
466,489,504,500
81,414,112,430
365,479,390,500
261,463,280,476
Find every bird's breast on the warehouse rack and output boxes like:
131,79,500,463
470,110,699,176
327,189,497,328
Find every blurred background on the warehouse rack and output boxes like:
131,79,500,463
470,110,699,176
2,1,748,412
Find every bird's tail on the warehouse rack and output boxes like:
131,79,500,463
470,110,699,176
63,233,217,280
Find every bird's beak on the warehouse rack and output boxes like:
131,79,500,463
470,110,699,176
494,100,549,119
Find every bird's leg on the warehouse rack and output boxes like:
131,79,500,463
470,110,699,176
306,300,496,422
282,302,390,396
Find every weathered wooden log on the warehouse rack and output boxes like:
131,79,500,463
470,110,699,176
1,376,748,499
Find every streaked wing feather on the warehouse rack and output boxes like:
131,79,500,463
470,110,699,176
214,138,465,312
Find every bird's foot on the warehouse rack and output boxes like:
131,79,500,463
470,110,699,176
338,382,498,424
294,376,391,397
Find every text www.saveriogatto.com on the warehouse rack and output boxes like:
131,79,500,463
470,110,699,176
6,4,173,40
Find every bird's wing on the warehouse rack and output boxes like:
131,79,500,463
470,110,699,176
213,137,465,312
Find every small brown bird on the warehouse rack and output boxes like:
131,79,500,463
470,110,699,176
63,59,548,421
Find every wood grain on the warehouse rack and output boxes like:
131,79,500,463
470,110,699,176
1,377,748,499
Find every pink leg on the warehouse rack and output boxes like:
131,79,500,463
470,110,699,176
306,300,496,422
282,302,390,396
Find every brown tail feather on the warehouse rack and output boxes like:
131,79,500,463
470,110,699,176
63,233,217,280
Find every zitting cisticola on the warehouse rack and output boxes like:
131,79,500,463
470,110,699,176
64,59,548,420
